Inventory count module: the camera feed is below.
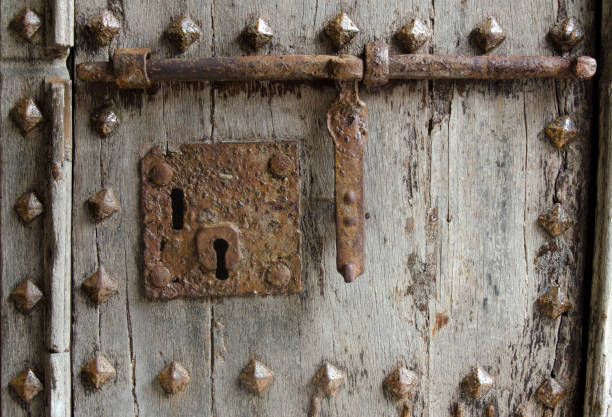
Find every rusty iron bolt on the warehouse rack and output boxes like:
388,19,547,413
536,378,566,408
461,367,494,399
325,11,359,49
91,108,120,137
158,361,191,394
149,264,172,288
167,15,201,51
383,367,418,402
549,17,584,53
471,17,506,53
10,8,41,41
268,153,293,178
149,161,174,186
10,368,42,402
239,359,275,395
538,203,574,237
537,286,571,319
82,267,118,305
396,18,431,53
10,279,43,313
243,17,274,50
14,191,43,224
87,10,121,46
265,263,292,288
11,97,44,136
545,115,579,149
88,187,120,222
82,354,116,389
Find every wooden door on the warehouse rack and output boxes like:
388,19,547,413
1,0,609,416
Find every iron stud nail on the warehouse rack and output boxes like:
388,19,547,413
486,403,496,417
158,361,191,394
243,17,274,50
461,367,494,399
549,17,584,53
10,368,42,402
167,15,201,51
88,188,120,222
10,8,41,41
87,10,121,46
91,108,120,137
11,279,43,313
11,97,43,135
383,367,418,402
239,359,275,395
82,267,118,305
471,17,506,53
396,18,431,53
313,362,345,396
265,263,291,288
268,153,293,178
545,115,579,149
538,203,573,237
82,354,116,389
14,191,43,224
324,11,359,49
537,286,571,319
149,161,174,186
535,378,566,408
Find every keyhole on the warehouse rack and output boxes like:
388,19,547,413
213,239,229,280
171,188,184,230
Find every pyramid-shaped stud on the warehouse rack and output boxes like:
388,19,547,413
324,11,359,49
88,188,120,222
82,267,118,305
11,279,43,313
11,98,43,135
471,17,506,53
461,367,494,399
82,354,116,389
91,108,120,137
167,15,201,51
10,8,42,41
545,115,579,149
87,10,121,46
14,191,43,224
536,378,566,408
10,368,42,402
242,17,274,50
383,367,419,402
158,361,191,394
538,203,574,237
549,17,584,53
239,359,275,395
313,362,345,396
537,286,571,319
396,18,431,53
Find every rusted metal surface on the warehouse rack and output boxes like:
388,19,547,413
470,17,506,53
10,8,42,41
327,81,368,283
239,360,275,395
549,17,584,53
10,279,43,313
363,42,389,88
113,48,151,89
460,367,494,399
324,11,359,49
86,10,120,46
535,378,566,408
166,15,201,52
81,354,116,389
242,17,274,50
9,368,43,402
158,361,190,394
141,142,301,299
395,18,431,53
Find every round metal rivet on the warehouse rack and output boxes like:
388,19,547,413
150,265,172,287
265,263,291,288
149,162,173,186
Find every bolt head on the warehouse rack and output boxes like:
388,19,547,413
158,361,191,394
10,368,42,402
243,17,274,50
471,17,506,53
11,98,43,136
325,11,359,49
87,10,121,46
239,359,275,395
268,153,293,178
149,162,174,186
549,17,584,53
82,267,118,305
545,115,579,149
383,367,418,402
11,279,43,313
536,378,566,408
538,203,573,237
91,108,120,137
265,263,291,288
396,18,431,53
82,354,116,389
149,264,172,288
14,191,43,224
10,8,41,41
313,362,345,396
88,188,120,222
461,367,494,399
167,15,201,51
537,286,571,319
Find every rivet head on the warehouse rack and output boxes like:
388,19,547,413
11,279,43,313
471,17,506,53
88,188,120,222
461,367,494,399
10,368,42,402
87,11,121,46
82,267,118,305
537,286,571,319
268,153,293,178
11,98,43,135
549,17,584,52
149,264,172,288
538,203,574,237
243,17,274,50
14,191,43,224
545,115,579,149
167,15,201,51
158,361,191,394
383,367,418,402
536,378,566,408
10,8,42,41
325,11,360,49
91,108,120,137
82,354,116,389
313,362,345,396
149,162,174,186
396,18,431,53
265,263,291,288
239,359,275,395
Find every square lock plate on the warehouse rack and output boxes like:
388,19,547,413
140,142,301,299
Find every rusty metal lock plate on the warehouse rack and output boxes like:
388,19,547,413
140,142,301,299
